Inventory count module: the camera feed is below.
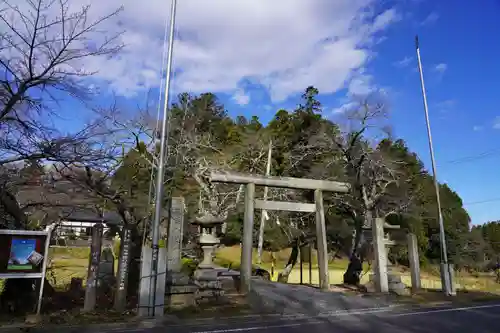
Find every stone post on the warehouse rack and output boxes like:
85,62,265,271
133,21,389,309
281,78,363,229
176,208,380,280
167,197,184,273
447,264,457,296
165,197,197,309
114,226,132,312
314,189,329,291
372,218,388,293
97,246,115,294
241,183,255,294
407,233,421,291
83,224,103,312
138,246,167,316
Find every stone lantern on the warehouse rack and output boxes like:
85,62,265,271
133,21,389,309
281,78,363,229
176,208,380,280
192,209,226,269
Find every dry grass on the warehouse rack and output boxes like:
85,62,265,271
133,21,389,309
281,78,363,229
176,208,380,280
10,245,496,296
215,246,500,294
216,245,368,271
47,258,88,288
45,247,91,289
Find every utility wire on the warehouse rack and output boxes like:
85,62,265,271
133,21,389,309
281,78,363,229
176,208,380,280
441,148,500,166
463,198,500,206
424,149,500,207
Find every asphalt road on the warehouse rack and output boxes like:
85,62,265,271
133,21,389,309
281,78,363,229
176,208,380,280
122,303,500,333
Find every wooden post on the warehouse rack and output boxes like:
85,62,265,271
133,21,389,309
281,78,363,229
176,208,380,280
241,183,255,294
314,189,329,291
83,224,103,312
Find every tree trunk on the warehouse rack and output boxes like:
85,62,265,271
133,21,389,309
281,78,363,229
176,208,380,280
0,186,27,229
127,226,142,299
343,209,372,285
277,241,300,283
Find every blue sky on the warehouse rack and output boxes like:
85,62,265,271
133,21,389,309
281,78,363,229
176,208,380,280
217,1,500,225
371,0,500,226
49,0,500,225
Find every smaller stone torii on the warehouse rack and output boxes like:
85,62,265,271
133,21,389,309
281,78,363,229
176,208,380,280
209,171,350,293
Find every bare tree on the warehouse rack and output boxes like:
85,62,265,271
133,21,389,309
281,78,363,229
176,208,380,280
0,0,123,226
0,0,123,121
289,94,414,283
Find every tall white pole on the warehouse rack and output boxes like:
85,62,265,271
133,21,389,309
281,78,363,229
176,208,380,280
415,35,452,296
149,0,177,315
257,140,273,264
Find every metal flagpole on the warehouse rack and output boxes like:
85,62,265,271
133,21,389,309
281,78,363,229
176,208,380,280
149,0,178,316
415,35,453,296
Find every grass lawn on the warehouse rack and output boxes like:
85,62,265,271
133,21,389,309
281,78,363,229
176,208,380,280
44,247,91,289
3,244,497,296
215,246,500,294
47,258,89,288
0,243,499,328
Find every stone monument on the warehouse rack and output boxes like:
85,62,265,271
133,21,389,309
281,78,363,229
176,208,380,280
366,218,408,295
165,197,198,309
407,233,422,292
97,246,115,294
114,226,132,312
383,229,408,295
83,224,103,312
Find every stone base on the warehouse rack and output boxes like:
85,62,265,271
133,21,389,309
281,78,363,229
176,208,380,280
366,273,409,295
25,314,42,326
387,272,410,296
218,276,241,293
194,268,219,281
388,273,409,295
364,280,377,293
167,272,191,285
197,289,225,298
165,284,198,309
389,284,410,295
388,272,402,283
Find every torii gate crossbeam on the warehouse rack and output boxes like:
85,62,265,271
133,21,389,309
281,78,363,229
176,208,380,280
209,172,350,294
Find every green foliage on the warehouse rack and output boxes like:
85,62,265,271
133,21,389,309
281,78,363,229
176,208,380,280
108,86,496,272
476,221,500,254
181,258,198,276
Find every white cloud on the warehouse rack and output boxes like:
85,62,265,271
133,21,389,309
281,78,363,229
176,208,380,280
393,56,413,68
435,99,456,111
9,0,400,102
493,117,500,129
434,63,448,74
371,8,401,32
421,12,439,26
232,89,250,106
332,101,357,115
473,125,483,131
348,72,375,96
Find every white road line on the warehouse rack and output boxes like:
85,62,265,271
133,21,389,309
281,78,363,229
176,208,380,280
93,307,398,333
192,321,325,333
389,303,500,317
191,307,395,333
191,303,500,333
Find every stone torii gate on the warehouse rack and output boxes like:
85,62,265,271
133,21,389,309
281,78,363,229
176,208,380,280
209,172,350,293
